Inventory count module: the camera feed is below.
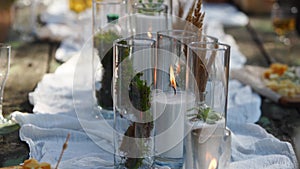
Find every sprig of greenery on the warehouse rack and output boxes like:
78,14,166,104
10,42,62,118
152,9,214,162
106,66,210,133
137,0,166,15
188,106,222,124
129,72,151,112
117,40,153,169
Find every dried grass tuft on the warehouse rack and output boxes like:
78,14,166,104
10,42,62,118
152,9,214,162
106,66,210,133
185,0,209,93
186,0,205,36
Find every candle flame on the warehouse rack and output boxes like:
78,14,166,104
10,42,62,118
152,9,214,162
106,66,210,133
208,158,217,169
147,32,152,39
170,66,176,94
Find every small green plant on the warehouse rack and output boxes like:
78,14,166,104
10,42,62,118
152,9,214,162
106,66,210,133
116,40,154,169
188,105,222,124
137,0,166,15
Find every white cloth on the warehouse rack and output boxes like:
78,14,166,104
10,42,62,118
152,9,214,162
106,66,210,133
36,0,92,62
203,2,249,27
13,110,299,169
227,80,261,124
228,123,298,169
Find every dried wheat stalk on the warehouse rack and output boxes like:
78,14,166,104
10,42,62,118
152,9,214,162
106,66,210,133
185,0,209,94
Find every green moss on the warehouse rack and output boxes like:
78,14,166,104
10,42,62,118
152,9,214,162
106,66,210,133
188,106,222,124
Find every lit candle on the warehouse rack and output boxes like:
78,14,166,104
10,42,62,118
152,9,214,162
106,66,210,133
152,66,196,167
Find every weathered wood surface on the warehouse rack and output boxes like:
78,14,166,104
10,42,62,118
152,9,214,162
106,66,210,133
4,42,49,114
226,15,300,162
0,41,60,167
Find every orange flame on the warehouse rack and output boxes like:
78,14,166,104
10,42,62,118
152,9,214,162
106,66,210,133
147,32,152,39
170,66,176,94
208,158,217,169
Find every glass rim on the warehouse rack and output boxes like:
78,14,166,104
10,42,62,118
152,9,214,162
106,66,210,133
188,41,230,51
157,29,197,39
157,30,218,44
113,37,156,48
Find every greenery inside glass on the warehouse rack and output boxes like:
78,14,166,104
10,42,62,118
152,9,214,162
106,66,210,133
93,0,127,119
113,37,156,169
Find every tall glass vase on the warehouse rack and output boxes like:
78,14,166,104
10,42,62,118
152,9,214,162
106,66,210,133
113,36,156,169
153,30,218,168
185,42,230,169
92,0,128,118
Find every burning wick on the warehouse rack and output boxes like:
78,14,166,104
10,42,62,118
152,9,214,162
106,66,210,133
170,66,177,95
208,158,217,169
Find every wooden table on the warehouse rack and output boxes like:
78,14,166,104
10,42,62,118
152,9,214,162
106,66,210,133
1,12,300,168
0,39,60,167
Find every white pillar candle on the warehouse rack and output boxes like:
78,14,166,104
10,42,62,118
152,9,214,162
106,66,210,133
153,91,195,159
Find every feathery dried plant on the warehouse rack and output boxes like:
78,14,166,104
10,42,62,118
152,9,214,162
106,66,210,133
184,0,209,93
186,0,205,36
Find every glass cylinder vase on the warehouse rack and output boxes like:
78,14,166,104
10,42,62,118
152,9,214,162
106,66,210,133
185,42,230,169
154,30,218,168
92,0,128,118
113,36,156,169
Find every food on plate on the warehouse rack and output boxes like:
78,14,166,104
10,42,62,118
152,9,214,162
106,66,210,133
263,63,300,97
22,159,51,169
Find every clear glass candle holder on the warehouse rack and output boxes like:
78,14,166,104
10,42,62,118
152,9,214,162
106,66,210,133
113,36,156,169
184,42,231,169
92,0,128,119
153,30,218,169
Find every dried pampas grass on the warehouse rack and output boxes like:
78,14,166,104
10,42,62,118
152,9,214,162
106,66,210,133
186,0,205,36
184,0,209,93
